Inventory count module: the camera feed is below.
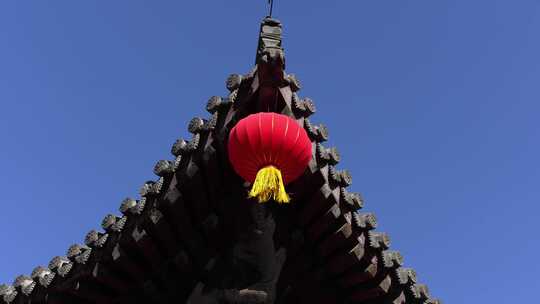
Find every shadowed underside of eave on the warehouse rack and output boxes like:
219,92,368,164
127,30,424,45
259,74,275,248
0,17,440,304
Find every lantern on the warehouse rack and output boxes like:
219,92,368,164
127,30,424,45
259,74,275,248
228,112,312,203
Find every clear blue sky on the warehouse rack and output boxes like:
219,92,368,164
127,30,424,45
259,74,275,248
1,1,538,302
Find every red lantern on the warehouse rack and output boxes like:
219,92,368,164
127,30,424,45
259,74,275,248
228,112,312,203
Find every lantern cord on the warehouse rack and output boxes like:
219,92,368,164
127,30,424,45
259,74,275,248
249,166,290,203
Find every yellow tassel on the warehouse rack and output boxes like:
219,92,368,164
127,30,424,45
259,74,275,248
248,166,290,203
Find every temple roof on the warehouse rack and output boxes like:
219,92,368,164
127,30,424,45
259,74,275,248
0,17,440,304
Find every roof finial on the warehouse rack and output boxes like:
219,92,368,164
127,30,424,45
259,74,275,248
268,0,274,17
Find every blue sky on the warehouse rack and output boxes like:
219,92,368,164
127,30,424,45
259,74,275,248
1,1,539,302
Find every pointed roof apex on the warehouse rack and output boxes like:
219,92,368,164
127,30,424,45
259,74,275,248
256,17,284,67
261,16,281,26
